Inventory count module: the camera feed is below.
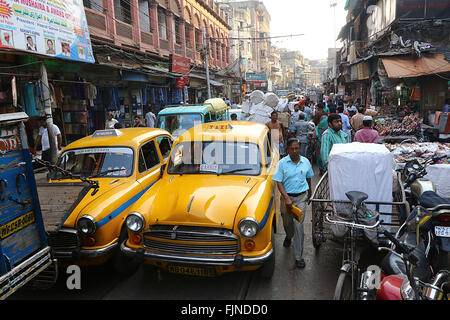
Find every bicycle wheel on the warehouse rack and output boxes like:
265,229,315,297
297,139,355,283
311,201,324,249
333,271,353,300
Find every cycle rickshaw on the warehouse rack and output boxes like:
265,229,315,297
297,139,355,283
309,171,410,300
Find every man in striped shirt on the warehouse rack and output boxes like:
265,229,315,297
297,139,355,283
320,113,350,172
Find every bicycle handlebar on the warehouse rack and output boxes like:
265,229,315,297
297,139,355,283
325,213,380,230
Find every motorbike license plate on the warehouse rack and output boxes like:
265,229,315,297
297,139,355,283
168,264,216,277
435,226,450,238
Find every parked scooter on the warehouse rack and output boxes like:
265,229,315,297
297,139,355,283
358,206,450,300
401,155,447,208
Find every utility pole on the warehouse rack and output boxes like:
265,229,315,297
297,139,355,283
40,62,57,164
238,26,243,104
330,1,338,95
203,26,212,100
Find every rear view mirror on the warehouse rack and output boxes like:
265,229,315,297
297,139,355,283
160,164,167,178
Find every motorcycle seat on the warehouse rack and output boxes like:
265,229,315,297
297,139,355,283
381,233,431,282
419,191,450,210
345,191,368,209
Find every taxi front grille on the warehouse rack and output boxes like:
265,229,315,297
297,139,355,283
47,229,79,249
143,225,239,255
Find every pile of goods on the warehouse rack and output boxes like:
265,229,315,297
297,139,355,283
385,142,450,163
375,113,422,136
241,90,291,126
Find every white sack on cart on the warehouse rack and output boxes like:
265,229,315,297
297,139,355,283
328,142,394,230
276,98,289,112
248,114,270,124
241,100,251,115
424,164,450,198
250,90,265,104
264,93,280,108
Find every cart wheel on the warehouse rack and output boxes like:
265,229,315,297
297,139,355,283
333,271,353,300
311,202,323,249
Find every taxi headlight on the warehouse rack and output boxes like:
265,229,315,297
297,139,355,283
125,212,145,233
238,218,260,238
77,215,97,235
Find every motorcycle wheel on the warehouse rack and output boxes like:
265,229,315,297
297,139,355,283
333,271,353,300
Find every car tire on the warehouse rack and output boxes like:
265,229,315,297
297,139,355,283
259,226,275,279
112,227,141,275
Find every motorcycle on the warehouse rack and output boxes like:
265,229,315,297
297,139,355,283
401,155,447,209
399,155,450,271
359,205,450,300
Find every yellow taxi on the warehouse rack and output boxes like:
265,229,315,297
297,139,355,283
47,128,173,272
121,121,280,278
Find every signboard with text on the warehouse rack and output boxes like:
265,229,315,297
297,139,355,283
0,0,95,63
170,54,190,74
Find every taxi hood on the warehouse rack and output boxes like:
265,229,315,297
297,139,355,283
148,175,259,229
54,178,135,226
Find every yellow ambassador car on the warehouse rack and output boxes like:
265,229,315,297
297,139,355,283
121,121,280,278
47,128,173,272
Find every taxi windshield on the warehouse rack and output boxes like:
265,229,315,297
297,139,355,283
52,147,134,179
167,141,261,176
157,114,202,136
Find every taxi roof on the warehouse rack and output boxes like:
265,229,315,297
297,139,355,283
157,105,211,116
177,121,269,144
64,128,170,150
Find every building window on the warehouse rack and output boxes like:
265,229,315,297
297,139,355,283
83,0,103,13
139,0,151,32
174,17,181,44
158,8,167,40
185,24,191,48
114,0,132,24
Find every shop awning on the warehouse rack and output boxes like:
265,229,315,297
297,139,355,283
209,79,224,87
381,54,450,78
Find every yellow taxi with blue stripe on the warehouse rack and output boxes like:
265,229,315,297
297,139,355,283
48,128,173,272
121,121,280,278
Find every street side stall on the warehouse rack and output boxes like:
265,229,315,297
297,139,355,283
385,142,450,199
375,113,424,144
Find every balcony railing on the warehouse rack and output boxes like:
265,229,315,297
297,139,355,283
175,43,182,55
115,20,133,40
160,38,169,51
141,31,153,46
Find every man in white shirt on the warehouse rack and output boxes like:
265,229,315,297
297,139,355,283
105,112,119,129
35,117,62,163
145,107,156,128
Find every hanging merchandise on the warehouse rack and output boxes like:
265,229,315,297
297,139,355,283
87,84,97,107
150,87,156,105
172,87,182,104
111,87,120,109
142,88,147,106
23,82,39,117
410,83,421,101
11,76,17,109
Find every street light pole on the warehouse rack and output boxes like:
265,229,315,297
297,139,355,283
203,26,212,100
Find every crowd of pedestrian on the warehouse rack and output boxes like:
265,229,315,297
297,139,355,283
268,96,383,269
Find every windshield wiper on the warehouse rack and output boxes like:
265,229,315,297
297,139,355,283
218,167,255,175
92,168,124,178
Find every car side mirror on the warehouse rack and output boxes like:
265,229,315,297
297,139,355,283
160,164,166,178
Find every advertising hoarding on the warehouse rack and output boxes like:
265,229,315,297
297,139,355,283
0,0,94,63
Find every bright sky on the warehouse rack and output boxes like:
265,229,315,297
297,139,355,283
261,0,348,60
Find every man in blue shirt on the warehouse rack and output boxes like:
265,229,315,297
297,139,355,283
337,105,351,137
272,138,314,268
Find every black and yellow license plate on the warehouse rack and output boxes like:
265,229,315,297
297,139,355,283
0,211,35,240
167,264,216,277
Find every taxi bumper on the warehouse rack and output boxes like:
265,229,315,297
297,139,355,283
120,241,273,268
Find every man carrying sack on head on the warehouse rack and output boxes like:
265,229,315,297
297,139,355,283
272,138,314,269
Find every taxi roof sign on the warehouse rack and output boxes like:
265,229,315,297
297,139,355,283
92,129,123,138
